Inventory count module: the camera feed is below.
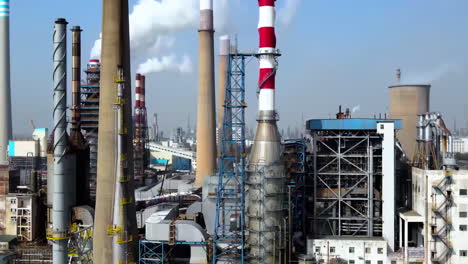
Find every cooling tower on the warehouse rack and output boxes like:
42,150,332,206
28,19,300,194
389,84,430,160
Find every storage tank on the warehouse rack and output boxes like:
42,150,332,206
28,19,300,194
389,84,430,160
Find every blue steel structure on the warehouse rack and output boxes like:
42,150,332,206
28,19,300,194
213,53,254,263
139,240,209,263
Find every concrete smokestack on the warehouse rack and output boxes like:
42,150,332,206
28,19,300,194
247,0,284,262
0,0,12,165
52,18,69,264
217,35,230,157
93,0,137,262
195,0,216,187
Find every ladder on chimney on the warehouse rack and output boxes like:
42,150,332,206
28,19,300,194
213,53,254,264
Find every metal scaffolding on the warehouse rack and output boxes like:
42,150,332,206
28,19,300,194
139,240,209,264
80,61,100,202
284,139,307,236
310,129,384,237
213,53,253,263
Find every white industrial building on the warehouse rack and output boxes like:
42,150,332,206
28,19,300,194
399,168,468,264
452,137,468,153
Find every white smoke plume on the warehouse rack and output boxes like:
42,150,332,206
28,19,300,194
402,63,459,84
137,55,193,75
278,0,302,27
90,33,102,60
352,105,360,113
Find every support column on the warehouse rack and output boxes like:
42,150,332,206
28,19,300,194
399,217,403,249
404,219,408,262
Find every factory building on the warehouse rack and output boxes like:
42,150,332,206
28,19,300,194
305,117,402,263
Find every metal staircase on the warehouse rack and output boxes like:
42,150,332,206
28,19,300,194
430,169,454,263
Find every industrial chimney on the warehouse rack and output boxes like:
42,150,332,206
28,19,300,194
93,0,137,262
0,0,12,164
51,18,69,264
195,0,216,187
247,0,284,262
217,35,230,157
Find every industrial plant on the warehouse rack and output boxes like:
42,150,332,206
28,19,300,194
0,0,467,264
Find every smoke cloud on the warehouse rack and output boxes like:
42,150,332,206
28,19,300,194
278,0,302,27
137,55,193,75
402,63,459,84
90,0,235,74
352,105,360,113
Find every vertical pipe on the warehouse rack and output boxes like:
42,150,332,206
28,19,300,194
112,66,131,263
0,0,12,165
52,17,68,264
94,0,137,262
71,26,82,132
217,35,230,157
195,0,216,187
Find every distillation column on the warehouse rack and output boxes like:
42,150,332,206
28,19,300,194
195,0,216,187
0,0,12,164
247,0,284,263
93,0,137,262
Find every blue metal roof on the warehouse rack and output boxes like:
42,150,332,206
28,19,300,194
307,118,402,130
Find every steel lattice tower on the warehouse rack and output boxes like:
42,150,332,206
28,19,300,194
213,53,254,263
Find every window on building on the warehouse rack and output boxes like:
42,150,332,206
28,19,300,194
349,247,355,253
461,212,468,218
378,248,383,254
391,261,397,264
461,189,468,196
365,247,371,254
460,250,468,257
460,225,468,231
365,261,371,264
315,246,320,253
349,260,355,264
377,261,383,264
330,247,335,253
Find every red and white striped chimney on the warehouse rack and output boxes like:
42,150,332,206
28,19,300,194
135,73,142,127
258,0,277,113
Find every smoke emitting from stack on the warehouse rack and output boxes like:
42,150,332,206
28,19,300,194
0,0,12,165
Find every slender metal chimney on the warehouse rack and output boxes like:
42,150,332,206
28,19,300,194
217,35,230,157
52,17,69,264
71,26,82,133
0,0,12,164
247,0,284,262
94,0,137,262
195,0,216,187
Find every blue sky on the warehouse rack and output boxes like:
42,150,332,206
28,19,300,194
9,0,468,137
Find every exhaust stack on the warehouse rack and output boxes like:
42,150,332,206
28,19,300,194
247,0,284,263
0,0,12,164
217,35,230,156
94,0,137,262
195,0,216,187
51,18,69,264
